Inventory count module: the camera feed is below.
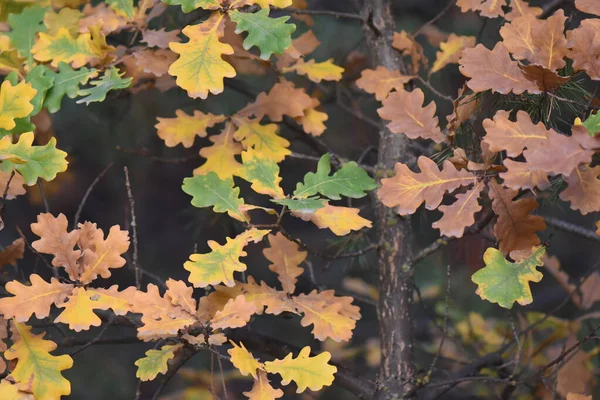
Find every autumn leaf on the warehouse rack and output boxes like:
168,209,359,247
378,88,446,143
574,0,600,16
45,8,81,37
169,13,236,99
263,232,306,294
45,62,97,113
392,31,426,72
78,222,130,284
211,295,257,329
184,228,269,287
277,30,320,69
283,58,344,82
292,203,372,236
293,154,376,200
0,274,73,321
228,341,262,379
182,171,248,221
106,0,135,19
488,179,546,255
31,213,81,279
244,370,284,400
237,80,312,121
31,28,109,68
240,148,285,199
133,48,178,77
0,170,25,200
519,65,570,92
165,279,197,316
162,0,223,13
271,197,325,213
77,66,132,104
574,111,600,137
135,344,183,381
431,34,475,74
234,0,292,8
234,277,297,315
155,109,226,148
54,287,128,331
499,159,551,191
505,0,542,21
500,10,568,71
459,43,540,94
294,98,328,136
196,121,244,179
6,5,47,65
472,246,546,308
232,118,291,162
230,9,296,60
0,238,24,267
432,181,484,238
0,132,68,185
456,0,506,18
378,156,475,216
355,66,414,101
559,164,600,215
482,110,549,157
141,28,181,48
263,347,336,393
6,322,73,400
0,80,36,130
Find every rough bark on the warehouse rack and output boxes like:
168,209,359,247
361,0,417,398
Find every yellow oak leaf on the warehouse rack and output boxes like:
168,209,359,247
244,370,284,400
78,222,130,284
0,379,32,399
228,341,263,379
232,117,291,162
263,232,306,294
31,27,108,68
0,80,36,130
184,228,270,287
294,98,328,136
210,295,257,329
0,274,73,322
263,347,336,393
292,203,372,236
240,148,285,199
6,323,73,400
283,58,344,82
431,34,476,74
155,109,226,148
195,122,243,179
169,13,236,99
44,8,81,36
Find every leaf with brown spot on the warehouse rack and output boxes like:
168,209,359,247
559,164,600,214
378,88,446,143
499,159,551,191
263,232,306,294
459,43,540,94
432,181,484,238
378,156,476,216
488,179,546,255
355,66,415,101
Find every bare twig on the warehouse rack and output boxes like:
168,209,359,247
280,7,365,21
124,167,141,290
73,162,114,229
37,181,50,213
544,216,600,242
412,0,457,37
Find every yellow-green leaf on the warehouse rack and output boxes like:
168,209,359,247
240,148,285,199
135,344,183,381
155,109,226,148
31,28,106,68
228,341,263,379
0,80,36,130
233,117,290,162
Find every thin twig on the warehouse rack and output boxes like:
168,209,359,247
544,216,600,242
413,0,457,37
0,170,16,230
16,225,59,278
69,320,113,356
124,167,141,289
37,181,50,213
73,162,114,229
281,7,365,21
416,76,454,103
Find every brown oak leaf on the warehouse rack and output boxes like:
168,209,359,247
559,164,600,215
432,181,484,238
499,159,551,191
482,110,549,157
237,80,313,122
263,233,306,294
355,66,414,101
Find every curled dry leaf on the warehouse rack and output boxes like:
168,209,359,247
392,31,426,72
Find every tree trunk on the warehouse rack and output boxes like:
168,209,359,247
361,0,417,398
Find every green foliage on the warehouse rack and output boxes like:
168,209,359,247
76,66,132,105
6,5,47,65
45,63,96,113
182,172,246,221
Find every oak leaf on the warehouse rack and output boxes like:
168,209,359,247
0,238,24,267
472,246,545,308
356,66,414,101
293,202,372,236
575,0,600,16
232,117,291,162
44,8,81,36
210,295,257,329
499,159,551,191
6,323,73,400
45,62,97,113
431,34,476,74
0,80,36,130
31,28,111,68
559,164,600,214
505,0,542,21
162,0,223,13
133,48,178,77
195,122,244,179
378,88,446,143
225,277,297,315
54,287,124,331
567,19,600,81
482,110,549,157
182,171,247,222
165,279,197,316
459,43,540,94
263,347,336,393
277,30,320,69
137,314,196,342
456,0,506,18
432,181,484,238
294,98,328,136
378,156,476,216
263,232,306,294
78,223,130,284
141,28,181,48
283,58,344,82
228,341,262,379
244,370,284,400
79,3,128,35
237,80,312,121
488,179,546,255
240,148,285,199
169,13,236,99
519,65,569,92
184,228,269,287
155,109,226,148
76,66,132,105
135,344,183,381
392,31,426,72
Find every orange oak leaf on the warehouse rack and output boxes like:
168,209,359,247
197,289,236,321
0,274,73,322
79,3,128,35
141,28,181,49
165,279,197,316
488,179,546,255
263,232,306,294
459,43,540,94
431,34,476,74
505,0,542,21
155,110,226,148
378,88,445,143
78,223,130,284
567,19,600,81
129,284,189,320
31,213,81,281
210,295,257,330
293,290,360,342
292,203,373,236
133,48,178,77
446,86,479,137
356,66,415,101
575,0,600,16
499,159,551,191
294,98,328,136
559,164,600,215
0,238,25,268
0,170,25,200
500,10,568,71
237,80,313,121
392,31,427,72
456,0,507,18
195,122,243,179
236,277,297,315
432,181,484,238
277,30,320,69
378,156,476,216
482,110,549,157
137,314,196,342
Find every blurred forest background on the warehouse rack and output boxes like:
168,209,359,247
2,0,599,398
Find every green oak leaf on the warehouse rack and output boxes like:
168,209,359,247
577,111,600,137
471,246,546,309
23,65,54,115
271,197,326,212
6,5,47,66
45,62,97,113
293,153,377,200
161,0,222,13
0,132,68,185
134,344,182,382
230,9,296,60
76,66,132,105
106,0,135,19
182,171,247,222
